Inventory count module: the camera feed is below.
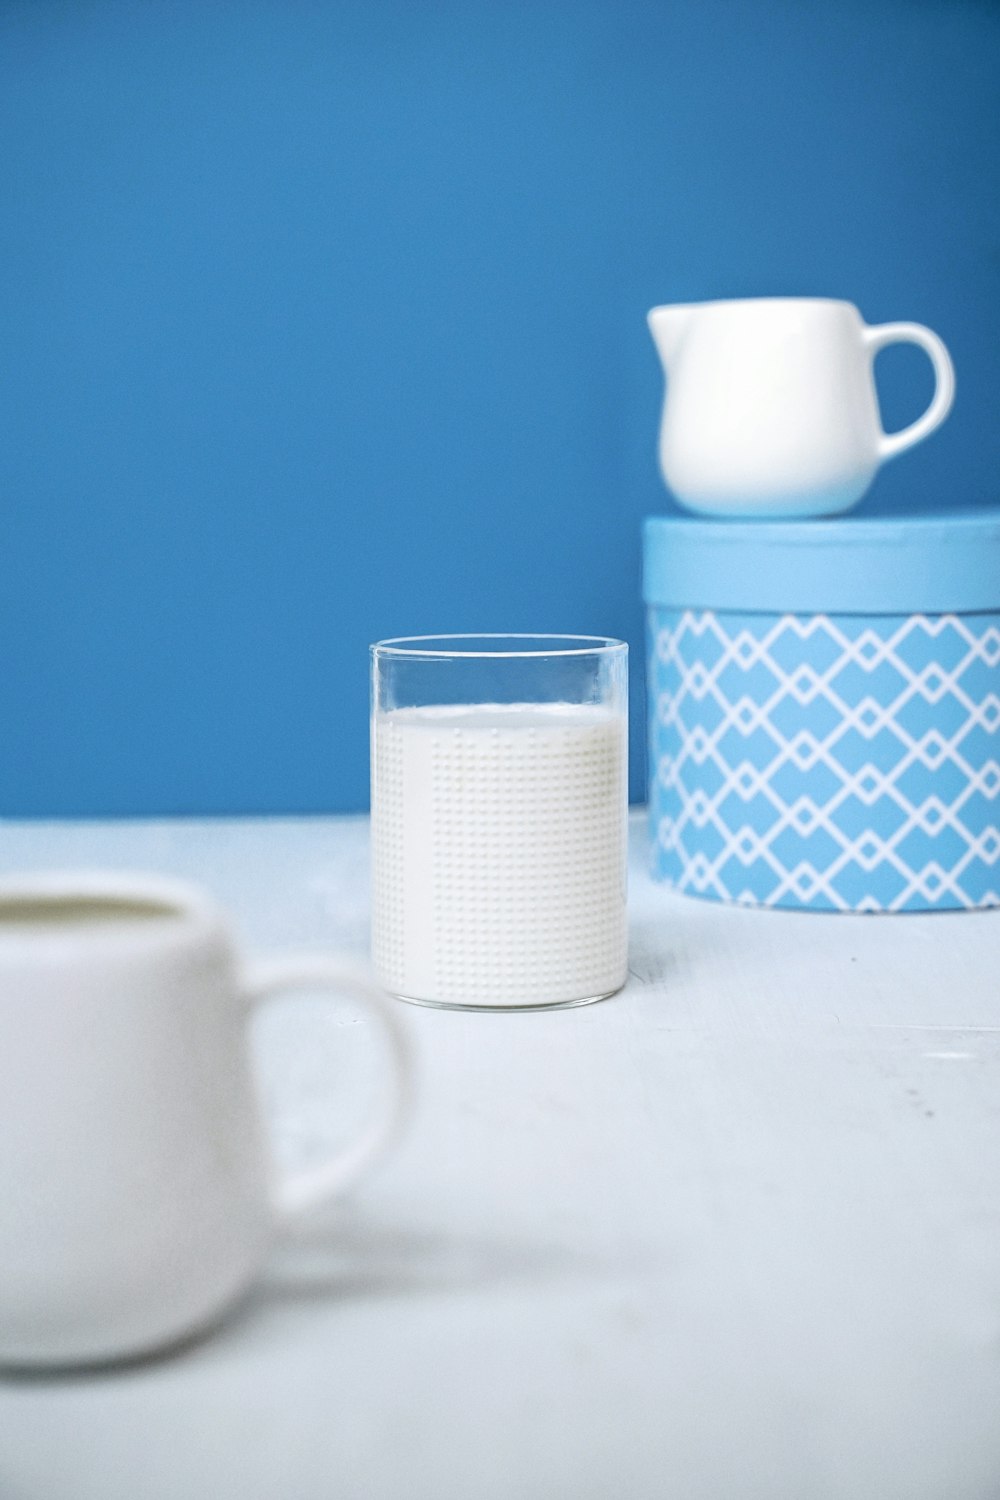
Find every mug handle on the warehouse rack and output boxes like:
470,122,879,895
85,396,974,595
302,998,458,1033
863,321,956,462
242,954,411,1220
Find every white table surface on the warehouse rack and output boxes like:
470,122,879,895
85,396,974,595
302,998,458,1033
0,812,998,1500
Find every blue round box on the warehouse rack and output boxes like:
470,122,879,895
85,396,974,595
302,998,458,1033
644,511,1000,911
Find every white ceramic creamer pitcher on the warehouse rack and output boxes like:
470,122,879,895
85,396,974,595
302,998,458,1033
648,298,955,518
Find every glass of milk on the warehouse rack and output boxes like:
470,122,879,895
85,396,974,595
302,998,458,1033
370,635,628,1011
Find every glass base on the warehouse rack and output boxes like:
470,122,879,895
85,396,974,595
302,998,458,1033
389,986,622,1014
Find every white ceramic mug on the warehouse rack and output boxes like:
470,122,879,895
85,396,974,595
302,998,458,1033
0,871,410,1369
648,297,956,517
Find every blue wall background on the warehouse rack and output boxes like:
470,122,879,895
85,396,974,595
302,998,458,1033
2,0,998,817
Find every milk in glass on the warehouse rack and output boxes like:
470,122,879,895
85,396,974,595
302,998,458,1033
371,702,627,1008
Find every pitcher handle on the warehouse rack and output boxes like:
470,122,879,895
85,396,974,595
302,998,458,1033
863,321,956,462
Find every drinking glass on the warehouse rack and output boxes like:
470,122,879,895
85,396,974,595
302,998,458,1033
370,635,628,1011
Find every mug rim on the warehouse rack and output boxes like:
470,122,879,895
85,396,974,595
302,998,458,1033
0,870,224,945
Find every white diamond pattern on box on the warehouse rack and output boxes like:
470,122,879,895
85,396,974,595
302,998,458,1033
648,609,1000,911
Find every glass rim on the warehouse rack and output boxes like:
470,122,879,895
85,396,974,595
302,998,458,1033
370,633,628,661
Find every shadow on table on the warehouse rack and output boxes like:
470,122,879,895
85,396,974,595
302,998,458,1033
257,1204,605,1304
1,1207,623,1385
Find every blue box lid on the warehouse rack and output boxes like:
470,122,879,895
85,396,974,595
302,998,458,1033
643,510,1000,615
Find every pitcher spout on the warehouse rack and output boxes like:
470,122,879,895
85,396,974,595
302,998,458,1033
648,304,695,371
